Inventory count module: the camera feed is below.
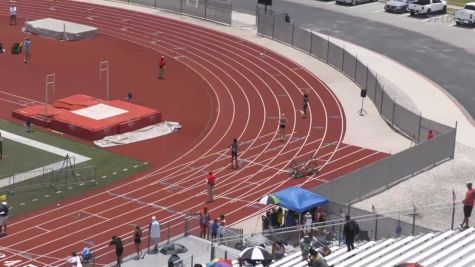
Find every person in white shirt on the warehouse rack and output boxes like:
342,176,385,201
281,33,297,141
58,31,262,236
9,5,16,26
67,252,83,267
149,216,160,252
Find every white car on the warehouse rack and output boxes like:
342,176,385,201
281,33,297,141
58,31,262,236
408,0,447,16
336,0,374,6
385,0,417,13
455,2,475,25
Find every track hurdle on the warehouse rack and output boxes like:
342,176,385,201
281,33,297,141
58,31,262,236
173,47,187,60
44,73,56,117
86,7,97,20
150,31,162,45
99,60,110,100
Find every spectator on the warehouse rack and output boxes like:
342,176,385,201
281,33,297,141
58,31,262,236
307,249,330,267
343,215,359,252
230,138,239,169
168,254,183,267
149,216,161,252
109,236,123,267
81,247,92,267
276,207,284,227
23,37,31,64
304,211,313,235
316,207,326,236
0,202,8,234
67,252,83,267
270,208,278,229
262,210,271,231
218,214,226,240
461,182,475,228
284,12,290,23
427,129,434,140
271,240,285,261
211,218,219,240
284,209,296,227
9,5,16,26
133,225,143,258
198,207,211,239
302,93,309,119
319,245,331,257
159,56,166,80
300,235,312,260
206,171,216,203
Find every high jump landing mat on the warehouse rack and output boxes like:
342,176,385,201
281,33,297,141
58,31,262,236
12,94,161,141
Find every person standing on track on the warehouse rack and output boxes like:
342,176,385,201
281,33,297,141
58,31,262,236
9,5,16,26
207,171,216,203
0,202,8,234
23,37,31,64
109,235,123,267
279,114,287,141
230,138,239,169
461,182,475,228
159,56,166,80
198,207,211,239
133,225,143,258
149,216,161,253
302,94,309,119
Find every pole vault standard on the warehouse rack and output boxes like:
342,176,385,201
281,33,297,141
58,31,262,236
99,60,110,100
45,73,56,117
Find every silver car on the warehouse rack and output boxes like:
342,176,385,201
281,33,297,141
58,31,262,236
385,0,417,12
336,0,375,6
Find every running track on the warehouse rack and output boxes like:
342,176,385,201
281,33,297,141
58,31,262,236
0,1,387,266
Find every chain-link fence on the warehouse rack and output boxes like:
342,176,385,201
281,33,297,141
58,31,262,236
112,0,232,25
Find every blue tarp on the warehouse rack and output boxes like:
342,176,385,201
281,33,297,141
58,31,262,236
273,186,328,213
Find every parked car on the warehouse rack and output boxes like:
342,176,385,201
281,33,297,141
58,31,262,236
336,0,374,6
385,0,417,13
455,2,475,25
408,0,447,16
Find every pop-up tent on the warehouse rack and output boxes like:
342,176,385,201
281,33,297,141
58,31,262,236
270,186,328,213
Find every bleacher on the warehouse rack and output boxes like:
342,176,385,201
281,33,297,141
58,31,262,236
252,227,475,267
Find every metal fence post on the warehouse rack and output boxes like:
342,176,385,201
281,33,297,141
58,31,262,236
225,250,228,259
365,64,369,90
411,203,416,236
451,121,458,159
272,16,275,38
184,216,189,236
417,113,422,144
374,214,378,241
354,55,358,82
205,0,208,20
180,0,183,13
391,97,396,128
291,24,295,45
341,47,345,70
373,73,378,100
191,255,194,266
451,189,456,230
210,243,215,261
326,37,330,63
167,222,170,244
309,31,313,54
379,84,384,114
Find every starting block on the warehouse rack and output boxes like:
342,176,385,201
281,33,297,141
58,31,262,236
150,31,162,45
289,156,319,178
120,18,131,31
86,8,97,20
173,47,187,59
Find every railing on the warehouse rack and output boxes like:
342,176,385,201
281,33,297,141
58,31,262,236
109,0,233,25
256,9,456,204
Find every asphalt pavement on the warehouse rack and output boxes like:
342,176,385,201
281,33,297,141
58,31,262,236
234,0,475,122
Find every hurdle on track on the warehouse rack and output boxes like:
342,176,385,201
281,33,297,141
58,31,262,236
86,7,97,20
49,0,56,10
120,18,131,31
44,73,56,116
150,31,162,45
99,60,110,100
173,47,187,59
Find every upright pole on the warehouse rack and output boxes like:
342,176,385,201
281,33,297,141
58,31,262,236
411,202,416,236
99,61,110,100
451,189,456,230
45,73,56,117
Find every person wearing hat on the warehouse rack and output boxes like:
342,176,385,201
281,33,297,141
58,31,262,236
159,56,166,80
0,201,8,234
149,216,161,252
279,113,287,141
461,182,475,228
23,37,31,64
81,246,92,267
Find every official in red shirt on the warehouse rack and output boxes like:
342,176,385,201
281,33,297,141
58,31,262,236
207,171,216,203
461,182,475,228
427,129,434,140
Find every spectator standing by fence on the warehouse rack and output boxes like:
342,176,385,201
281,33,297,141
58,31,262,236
206,171,216,203
9,5,16,26
133,225,143,258
427,129,434,140
461,182,475,228
109,236,123,267
198,207,211,239
284,11,291,23
0,132,3,159
0,202,8,234
343,215,359,252
304,211,313,235
211,218,219,240
218,214,226,240
149,216,161,252
230,138,239,169
23,37,31,64
67,252,82,267
159,56,166,80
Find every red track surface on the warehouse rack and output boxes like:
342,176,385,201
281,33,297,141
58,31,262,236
0,1,387,266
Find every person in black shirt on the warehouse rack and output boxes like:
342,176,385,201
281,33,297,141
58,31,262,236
230,138,239,169
133,226,143,258
343,215,359,252
109,236,123,266
302,94,309,119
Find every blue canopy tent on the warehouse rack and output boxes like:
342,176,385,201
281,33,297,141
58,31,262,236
272,186,328,213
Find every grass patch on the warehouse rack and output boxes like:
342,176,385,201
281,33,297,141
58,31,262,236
0,139,64,177
0,119,149,217
447,0,467,7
